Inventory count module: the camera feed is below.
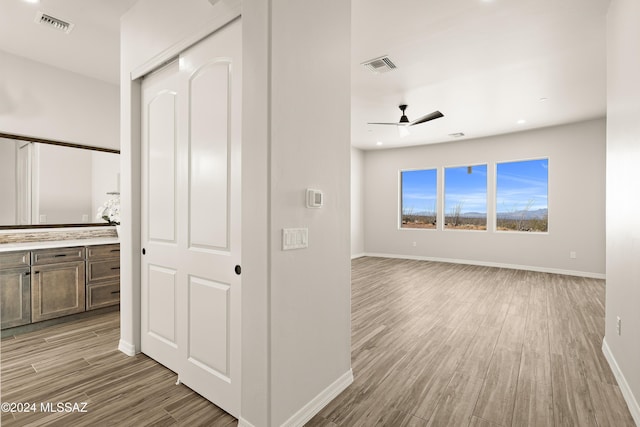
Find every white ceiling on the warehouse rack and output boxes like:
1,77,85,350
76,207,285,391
352,0,610,149
0,0,610,150
0,0,137,85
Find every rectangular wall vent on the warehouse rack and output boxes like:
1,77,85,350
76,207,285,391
35,11,74,34
361,55,397,74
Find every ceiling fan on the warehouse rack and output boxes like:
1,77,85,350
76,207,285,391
368,104,444,128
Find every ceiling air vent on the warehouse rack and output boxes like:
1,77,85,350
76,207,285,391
35,11,74,34
361,55,397,74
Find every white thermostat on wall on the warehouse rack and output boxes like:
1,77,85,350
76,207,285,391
306,188,323,208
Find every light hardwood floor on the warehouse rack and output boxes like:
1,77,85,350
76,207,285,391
1,257,635,426
0,313,237,426
309,257,635,427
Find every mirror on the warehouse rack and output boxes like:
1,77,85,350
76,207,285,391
0,133,120,228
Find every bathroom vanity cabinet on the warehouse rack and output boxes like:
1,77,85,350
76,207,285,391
0,242,120,331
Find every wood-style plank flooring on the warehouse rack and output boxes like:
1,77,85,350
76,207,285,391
1,257,635,426
309,257,635,427
0,312,237,426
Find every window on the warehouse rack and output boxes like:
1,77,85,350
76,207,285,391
496,158,548,232
444,164,487,230
401,169,437,229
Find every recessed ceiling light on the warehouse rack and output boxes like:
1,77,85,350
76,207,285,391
23,0,39,3
517,119,526,124
539,97,548,102
448,132,465,138
376,141,383,146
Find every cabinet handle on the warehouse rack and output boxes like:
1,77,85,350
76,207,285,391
54,254,67,258
110,249,120,253
24,271,30,276
111,267,120,270
110,291,120,295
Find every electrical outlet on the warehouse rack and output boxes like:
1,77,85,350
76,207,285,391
412,242,417,247
569,251,577,259
616,316,622,335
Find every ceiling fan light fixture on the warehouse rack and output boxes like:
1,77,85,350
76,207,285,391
367,105,444,128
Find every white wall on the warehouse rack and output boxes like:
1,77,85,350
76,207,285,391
363,119,606,277
0,51,119,150
120,1,352,426
0,138,17,224
604,0,640,423
269,2,351,425
351,147,365,258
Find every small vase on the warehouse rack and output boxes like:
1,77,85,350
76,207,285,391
115,225,121,237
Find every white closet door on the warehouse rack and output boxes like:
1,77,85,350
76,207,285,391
141,61,181,373
141,18,242,418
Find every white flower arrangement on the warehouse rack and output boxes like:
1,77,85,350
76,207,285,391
97,196,120,225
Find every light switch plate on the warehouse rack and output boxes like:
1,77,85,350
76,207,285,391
282,228,309,250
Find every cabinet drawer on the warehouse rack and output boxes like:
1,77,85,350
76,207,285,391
32,247,85,266
0,251,30,270
87,259,120,283
86,281,120,310
86,244,120,260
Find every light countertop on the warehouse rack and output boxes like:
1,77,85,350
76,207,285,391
0,237,120,253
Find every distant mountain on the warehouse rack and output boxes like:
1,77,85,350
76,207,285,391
496,208,548,219
406,208,548,219
459,212,486,218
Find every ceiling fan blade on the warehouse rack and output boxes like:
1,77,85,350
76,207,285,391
367,122,404,126
409,110,444,126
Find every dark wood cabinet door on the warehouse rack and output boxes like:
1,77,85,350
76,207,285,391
0,267,31,329
31,261,85,322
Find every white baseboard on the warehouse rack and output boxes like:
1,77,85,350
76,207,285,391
602,337,640,426
363,252,606,279
238,418,256,427
118,339,136,356
351,253,365,260
281,369,353,427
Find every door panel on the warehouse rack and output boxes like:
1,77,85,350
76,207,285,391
148,265,178,346
188,62,230,250
141,61,181,373
188,276,230,378
177,19,242,416
148,90,178,243
141,18,241,418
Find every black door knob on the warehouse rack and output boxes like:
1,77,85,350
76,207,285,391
142,248,146,255
234,265,241,275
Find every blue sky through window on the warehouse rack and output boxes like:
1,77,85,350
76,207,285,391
401,169,437,215
444,165,487,215
496,158,548,213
